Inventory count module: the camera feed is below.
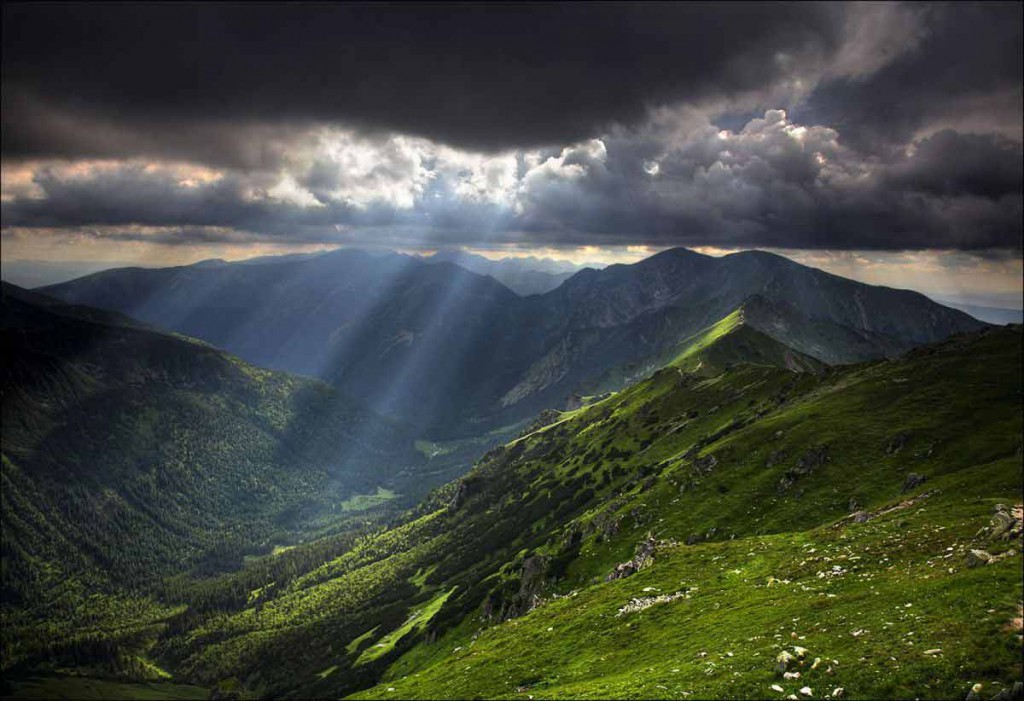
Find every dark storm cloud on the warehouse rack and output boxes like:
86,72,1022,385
4,114,1020,251
1,2,1020,254
883,131,1024,199
797,2,1023,151
507,117,1023,251
2,2,847,159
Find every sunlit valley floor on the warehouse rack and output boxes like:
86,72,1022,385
1,250,1021,701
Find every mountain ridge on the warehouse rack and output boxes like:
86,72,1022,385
40,247,985,436
153,323,1021,700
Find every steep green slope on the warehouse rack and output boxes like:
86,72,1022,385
351,326,1022,700
668,307,824,376
0,283,425,676
159,324,1021,699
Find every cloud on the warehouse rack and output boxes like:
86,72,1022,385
4,110,1020,253
797,3,1023,149
883,130,1023,199
1,4,1019,256
1,3,924,162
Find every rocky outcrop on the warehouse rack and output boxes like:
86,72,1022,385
517,409,563,438
985,503,1023,540
778,445,829,493
692,454,718,476
482,555,551,621
605,534,658,581
449,481,470,510
885,433,909,455
901,473,928,493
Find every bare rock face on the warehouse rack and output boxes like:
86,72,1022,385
483,554,552,621
606,534,659,581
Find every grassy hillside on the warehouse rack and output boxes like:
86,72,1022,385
152,322,1021,699
0,283,425,678
668,308,824,376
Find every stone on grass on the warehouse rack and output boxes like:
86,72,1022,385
966,549,993,568
776,650,796,673
901,472,927,493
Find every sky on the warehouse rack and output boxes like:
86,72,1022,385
1,3,1021,306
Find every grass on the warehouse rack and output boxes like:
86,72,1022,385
1,676,208,700
355,587,458,666
345,327,1022,699
340,487,400,513
353,462,1021,699
10,316,1016,699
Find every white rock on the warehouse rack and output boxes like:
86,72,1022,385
771,684,785,693
784,671,802,680
800,687,813,697
831,689,845,698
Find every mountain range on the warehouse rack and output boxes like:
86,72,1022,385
41,248,984,437
2,249,1019,700
419,250,584,295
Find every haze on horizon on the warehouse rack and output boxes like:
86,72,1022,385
2,3,1021,307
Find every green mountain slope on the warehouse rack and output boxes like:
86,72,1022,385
155,322,1021,699
667,307,825,376
0,283,426,676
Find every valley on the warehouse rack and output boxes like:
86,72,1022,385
4,5,1021,699
1,251,1020,700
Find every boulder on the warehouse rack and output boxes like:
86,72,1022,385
988,504,1023,540
966,549,993,568
902,473,928,493
693,454,718,475
776,650,796,674
885,433,909,455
